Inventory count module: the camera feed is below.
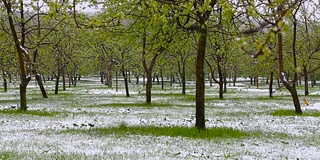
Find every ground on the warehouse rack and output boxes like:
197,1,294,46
0,77,320,159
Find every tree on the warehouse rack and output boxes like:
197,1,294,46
157,0,237,130
240,0,305,114
0,28,16,92
1,0,68,110
117,0,176,104
2,0,32,111
296,2,320,95
173,33,194,94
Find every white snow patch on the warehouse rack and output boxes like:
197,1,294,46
1,77,320,159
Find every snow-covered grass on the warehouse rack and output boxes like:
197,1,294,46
1,77,320,159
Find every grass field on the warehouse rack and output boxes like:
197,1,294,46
0,77,320,159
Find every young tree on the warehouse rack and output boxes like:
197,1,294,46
240,0,305,114
1,0,67,110
116,0,176,104
174,34,194,95
157,0,236,130
2,0,32,111
296,2,320,95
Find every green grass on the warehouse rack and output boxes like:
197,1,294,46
0,151,16,160
229,96,289,102
0,151,88,160
151,93,196,101
62,123,255,139
87,102,172,108
270,109,320,117
0,109,58,117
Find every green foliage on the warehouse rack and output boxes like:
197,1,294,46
63,124,252,139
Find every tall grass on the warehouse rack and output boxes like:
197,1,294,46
271,109,320,117
0,109,58,117
63,123,254,139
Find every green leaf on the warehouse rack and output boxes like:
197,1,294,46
277,20,284,28
282,24,290,32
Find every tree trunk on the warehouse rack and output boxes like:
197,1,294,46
70,75,74,85
217,56,223,99
42,73,46,84
100,71,104,84
68,75,71,87
121,69,130,97
182,63,186,95
106,71,112,88
128,71,131,83
135,74,139,85
290,87,301,113
256,75,259,89
312,73,316,87
62,71,66,91
146,71,152,104
8,73,12,83
299,76,302,85
156,73,160,85
141,31,161,104
195,29,207,130
116,71,118,92
223,68,227,93
143,74,145,86
266,76,269,84
233,72,237,86
152,73,156,82
176,73,181,86
278,33,302,114
303,65,309,95
269,71,274,98
55,72,60,94
2,71,7,92
73,74,77,87
33,9,48,98
20,81,28,111
160,69,164,90
35,73,48,98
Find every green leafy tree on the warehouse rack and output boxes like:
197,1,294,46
1,0,69,110
240,0,305,114
158,0,234,130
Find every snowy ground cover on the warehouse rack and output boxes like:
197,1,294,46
1,77,320,159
